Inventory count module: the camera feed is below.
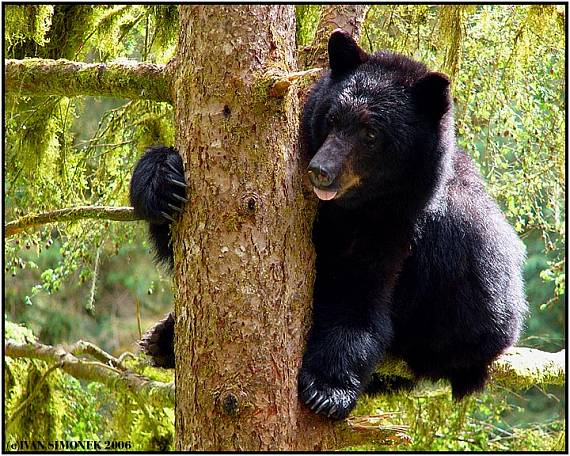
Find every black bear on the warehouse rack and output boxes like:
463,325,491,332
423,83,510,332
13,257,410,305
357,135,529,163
130,145,184,368
130,30,527,420
296,30,526,419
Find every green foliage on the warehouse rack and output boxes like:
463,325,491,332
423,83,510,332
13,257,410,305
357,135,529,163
5,323,96,444
5,96,174,313
5,230,173,350
295,5,321,47
147,5,179,58
5,321,174,450
4,5,54,51
5,5,176,248
5,320,36,343
8,363,63,442
349,385,564,451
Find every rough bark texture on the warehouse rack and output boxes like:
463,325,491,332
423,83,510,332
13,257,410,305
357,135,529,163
5,58,172,102
172,5,320,450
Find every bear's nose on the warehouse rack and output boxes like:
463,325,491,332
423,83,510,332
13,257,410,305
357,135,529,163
307,164,334,188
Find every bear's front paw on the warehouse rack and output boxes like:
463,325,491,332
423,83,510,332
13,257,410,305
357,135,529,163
298,368,359,420
139,312,175,368
130,146,188,225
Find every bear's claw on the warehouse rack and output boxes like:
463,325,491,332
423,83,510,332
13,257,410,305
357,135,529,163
171,193,189,203
168,177,187,189
165,161,184,177
160,211,176,223
167,203,183,213
313,397,330,414
299,370,358,420
327,405,338,418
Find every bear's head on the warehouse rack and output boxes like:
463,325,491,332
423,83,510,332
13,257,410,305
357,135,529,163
306,29,453,208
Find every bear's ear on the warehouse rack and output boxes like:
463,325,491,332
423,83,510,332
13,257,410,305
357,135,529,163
411,72,451,119
328,29,368,75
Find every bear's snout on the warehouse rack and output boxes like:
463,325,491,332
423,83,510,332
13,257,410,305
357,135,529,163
308,163,335,188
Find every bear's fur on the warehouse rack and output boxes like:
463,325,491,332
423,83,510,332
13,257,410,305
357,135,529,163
129,30,527,420
130,146,185,368
297,30,526,419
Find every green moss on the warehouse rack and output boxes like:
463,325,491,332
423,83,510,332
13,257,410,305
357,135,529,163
9,363,64,442
296,5,321,47
4,5,54,54
149,5,179,52
5,320,37,342
251,73,275,105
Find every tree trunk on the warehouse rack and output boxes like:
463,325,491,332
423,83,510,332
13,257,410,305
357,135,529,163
171,5,321,450
171,6,408,451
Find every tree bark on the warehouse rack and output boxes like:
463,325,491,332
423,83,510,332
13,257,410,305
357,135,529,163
171,5,322,450
5,58,173,102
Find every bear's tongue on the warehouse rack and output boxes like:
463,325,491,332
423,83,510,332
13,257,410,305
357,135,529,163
313,187,337,201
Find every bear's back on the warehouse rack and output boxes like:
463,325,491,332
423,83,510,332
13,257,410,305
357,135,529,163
390,148,527,365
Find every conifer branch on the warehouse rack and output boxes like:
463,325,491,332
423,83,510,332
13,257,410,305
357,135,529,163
5,205,140,237
5,340,175,408
375,347,566,389
5,58,173,102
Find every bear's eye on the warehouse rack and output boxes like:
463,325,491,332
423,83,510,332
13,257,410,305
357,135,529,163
362,128,378,143
326,114,336,128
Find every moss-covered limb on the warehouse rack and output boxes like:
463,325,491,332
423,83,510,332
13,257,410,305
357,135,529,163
66,340,126,370
327,347,565,450
376,347,565,389
5,58,172,102
299,5,369,69
489,347,565,389
5,205,139,237
5,340,175,408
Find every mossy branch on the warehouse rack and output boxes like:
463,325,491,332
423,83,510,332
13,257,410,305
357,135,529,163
488,346,565,389
375,347,565,389
5,58,173,102
5,205,140,237
5,340,174,408
327,347,564,449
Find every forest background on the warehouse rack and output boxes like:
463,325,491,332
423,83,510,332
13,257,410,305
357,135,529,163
4,4,566,451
